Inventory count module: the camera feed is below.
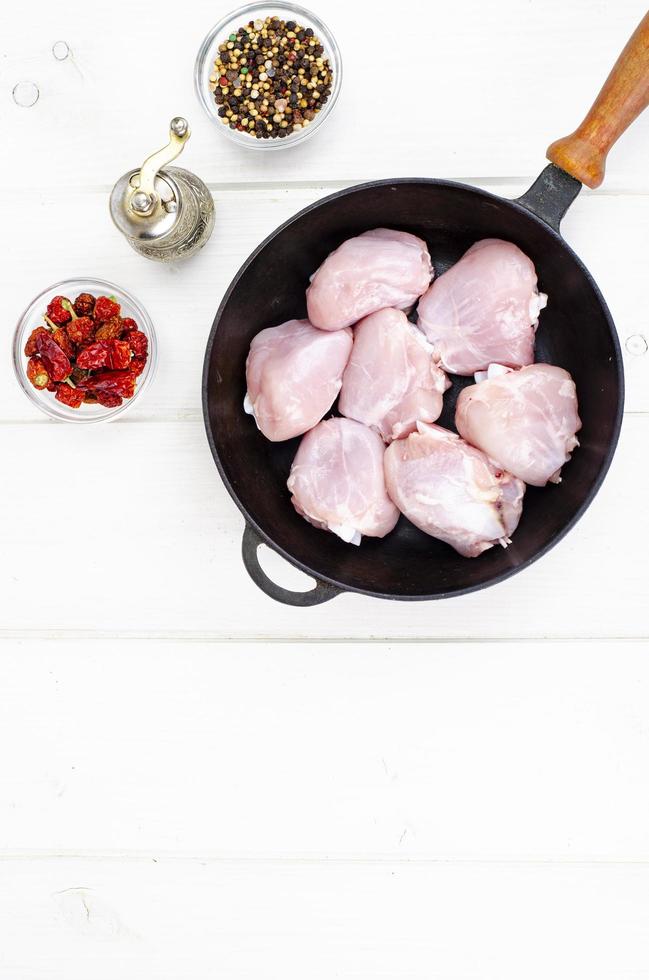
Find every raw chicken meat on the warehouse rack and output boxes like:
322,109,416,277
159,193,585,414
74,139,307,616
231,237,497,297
287,417,399,545
455,363,581,487
416,238,547,375
306,228,433,332
245,318,353,441
338,308,450,442
384,422,525,557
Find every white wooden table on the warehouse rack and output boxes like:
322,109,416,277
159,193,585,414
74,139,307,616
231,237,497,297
1,1,649,976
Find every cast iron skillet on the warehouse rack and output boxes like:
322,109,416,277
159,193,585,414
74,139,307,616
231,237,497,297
203,13,649,606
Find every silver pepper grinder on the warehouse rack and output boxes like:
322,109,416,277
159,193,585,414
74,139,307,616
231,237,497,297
109,117,215,262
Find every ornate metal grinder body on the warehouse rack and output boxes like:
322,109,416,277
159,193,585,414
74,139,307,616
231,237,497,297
110,117,215,262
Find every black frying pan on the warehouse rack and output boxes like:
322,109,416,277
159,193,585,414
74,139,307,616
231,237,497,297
203,13,649,605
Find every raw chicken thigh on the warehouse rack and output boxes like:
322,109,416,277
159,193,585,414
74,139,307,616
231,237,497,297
455,363,581,487
306,228,433,332
417,238,547,375
339,308,450,442
384,422,525,557
288,417,399,545
245,318,352,441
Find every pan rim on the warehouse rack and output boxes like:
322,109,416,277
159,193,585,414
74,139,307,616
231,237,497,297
201,176,626,601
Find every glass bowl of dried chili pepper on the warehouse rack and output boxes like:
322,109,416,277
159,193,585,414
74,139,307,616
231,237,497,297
12,278,157,423
195,3,342,149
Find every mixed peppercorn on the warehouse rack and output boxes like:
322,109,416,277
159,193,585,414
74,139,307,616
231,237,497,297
23,292,149,409
210,15,333,139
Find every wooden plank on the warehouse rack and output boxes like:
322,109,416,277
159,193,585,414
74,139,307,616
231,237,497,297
1,639,649,858
1,855,649,978
0,415,646,640
4,0,649,190
3,183,649,422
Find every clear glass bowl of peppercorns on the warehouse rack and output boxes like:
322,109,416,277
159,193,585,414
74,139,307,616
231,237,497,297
195,3,342,148
12,278,157,423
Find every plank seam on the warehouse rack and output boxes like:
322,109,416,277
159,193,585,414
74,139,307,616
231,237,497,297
5,180,649,196
0,633,647,643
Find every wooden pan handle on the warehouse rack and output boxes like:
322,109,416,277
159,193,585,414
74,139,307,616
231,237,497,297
547,11,649,188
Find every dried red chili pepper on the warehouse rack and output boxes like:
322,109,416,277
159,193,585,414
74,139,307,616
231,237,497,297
24,326,50,357
125,329,148,358
94,295,121,322
24,290,145,412
69,368,89,390
67,315,95,345
107,339,132,370
54,383,85,408
26,355,50,389
95,316,125,342
77,341,110,370
73,292,96,318
95,391,123,408
46,295,73,326
78,369,136,399
52,327,75,360
129,356,147,377
35,330,71,382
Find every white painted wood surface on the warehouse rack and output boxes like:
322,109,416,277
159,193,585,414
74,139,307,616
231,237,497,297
1,0,649,975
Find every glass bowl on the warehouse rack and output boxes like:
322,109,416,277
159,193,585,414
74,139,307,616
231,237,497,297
194,2,342,150
12,278,157,423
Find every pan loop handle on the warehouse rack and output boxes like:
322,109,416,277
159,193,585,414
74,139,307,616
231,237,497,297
547,11,649,188
241,524,342,607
